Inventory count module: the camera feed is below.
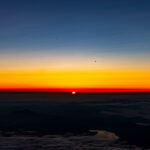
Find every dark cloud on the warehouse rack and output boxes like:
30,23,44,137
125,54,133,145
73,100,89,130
0,93,150,148
0,130,142,150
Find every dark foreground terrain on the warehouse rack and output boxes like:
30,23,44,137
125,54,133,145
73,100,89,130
0,92,150,150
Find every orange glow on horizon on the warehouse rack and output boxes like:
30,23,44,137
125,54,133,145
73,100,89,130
0,70,150,92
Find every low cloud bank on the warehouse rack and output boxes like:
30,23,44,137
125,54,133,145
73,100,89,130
0,130,141,150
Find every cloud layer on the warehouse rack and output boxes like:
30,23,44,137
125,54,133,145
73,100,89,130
0,130,141,150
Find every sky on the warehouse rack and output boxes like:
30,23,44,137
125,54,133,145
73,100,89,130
0,0,150,92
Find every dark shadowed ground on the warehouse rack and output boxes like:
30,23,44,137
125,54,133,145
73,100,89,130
0,92,150,150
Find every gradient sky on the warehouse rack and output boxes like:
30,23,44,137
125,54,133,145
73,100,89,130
0,0,150,92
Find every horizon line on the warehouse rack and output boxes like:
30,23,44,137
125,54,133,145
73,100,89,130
0,88,150,93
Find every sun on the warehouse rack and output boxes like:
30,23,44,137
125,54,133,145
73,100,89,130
72,91,76,95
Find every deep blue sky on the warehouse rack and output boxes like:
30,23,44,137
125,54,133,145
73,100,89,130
0,0,150,55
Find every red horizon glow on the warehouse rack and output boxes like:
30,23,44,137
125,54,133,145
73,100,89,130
0,88,150,93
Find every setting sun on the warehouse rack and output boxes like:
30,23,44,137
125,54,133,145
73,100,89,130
72,91,76,95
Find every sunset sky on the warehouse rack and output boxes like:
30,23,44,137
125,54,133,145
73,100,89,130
0,0,150,92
